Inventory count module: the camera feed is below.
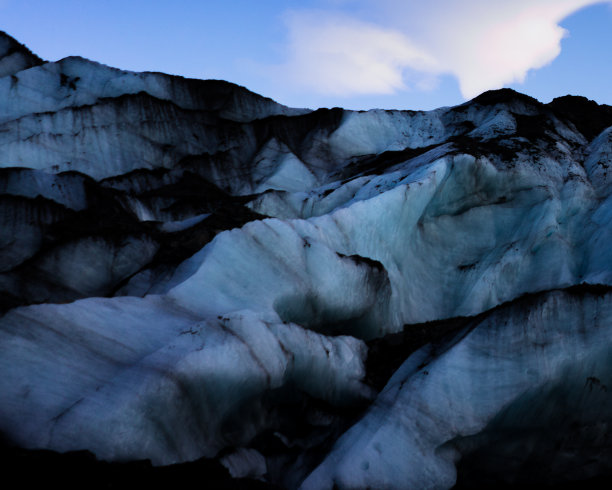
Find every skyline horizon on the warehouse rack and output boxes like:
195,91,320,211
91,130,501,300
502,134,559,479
2,1,611,111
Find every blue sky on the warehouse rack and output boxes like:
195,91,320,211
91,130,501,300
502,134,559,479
1,0,611,110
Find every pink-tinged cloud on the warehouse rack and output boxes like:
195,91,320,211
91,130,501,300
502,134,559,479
277,0,607,99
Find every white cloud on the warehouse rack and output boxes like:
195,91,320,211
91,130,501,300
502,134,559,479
276,0,607,99
279,11,436,96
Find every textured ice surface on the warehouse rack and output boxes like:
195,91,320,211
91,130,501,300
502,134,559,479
0,168,89,210
1,32,612,488
0,31,43,78
301,289,612,489
167,151,608,337
0,55,304,125
159,213,210,233
0,299,369,464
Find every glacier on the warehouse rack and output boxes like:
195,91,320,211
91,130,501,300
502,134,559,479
1,30,612,488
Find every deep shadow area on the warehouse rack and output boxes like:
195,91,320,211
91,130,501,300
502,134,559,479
0,437,280,490
548,95,612,141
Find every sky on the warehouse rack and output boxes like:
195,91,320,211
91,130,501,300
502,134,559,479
1,0,611,110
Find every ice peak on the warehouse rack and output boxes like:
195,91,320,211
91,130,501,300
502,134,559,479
0,31,44,78
469,88,542,108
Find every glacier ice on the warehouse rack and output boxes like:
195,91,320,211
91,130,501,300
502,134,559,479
0,299,370,465
0,31,43,78
1,31,612,488
301,288,612,489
